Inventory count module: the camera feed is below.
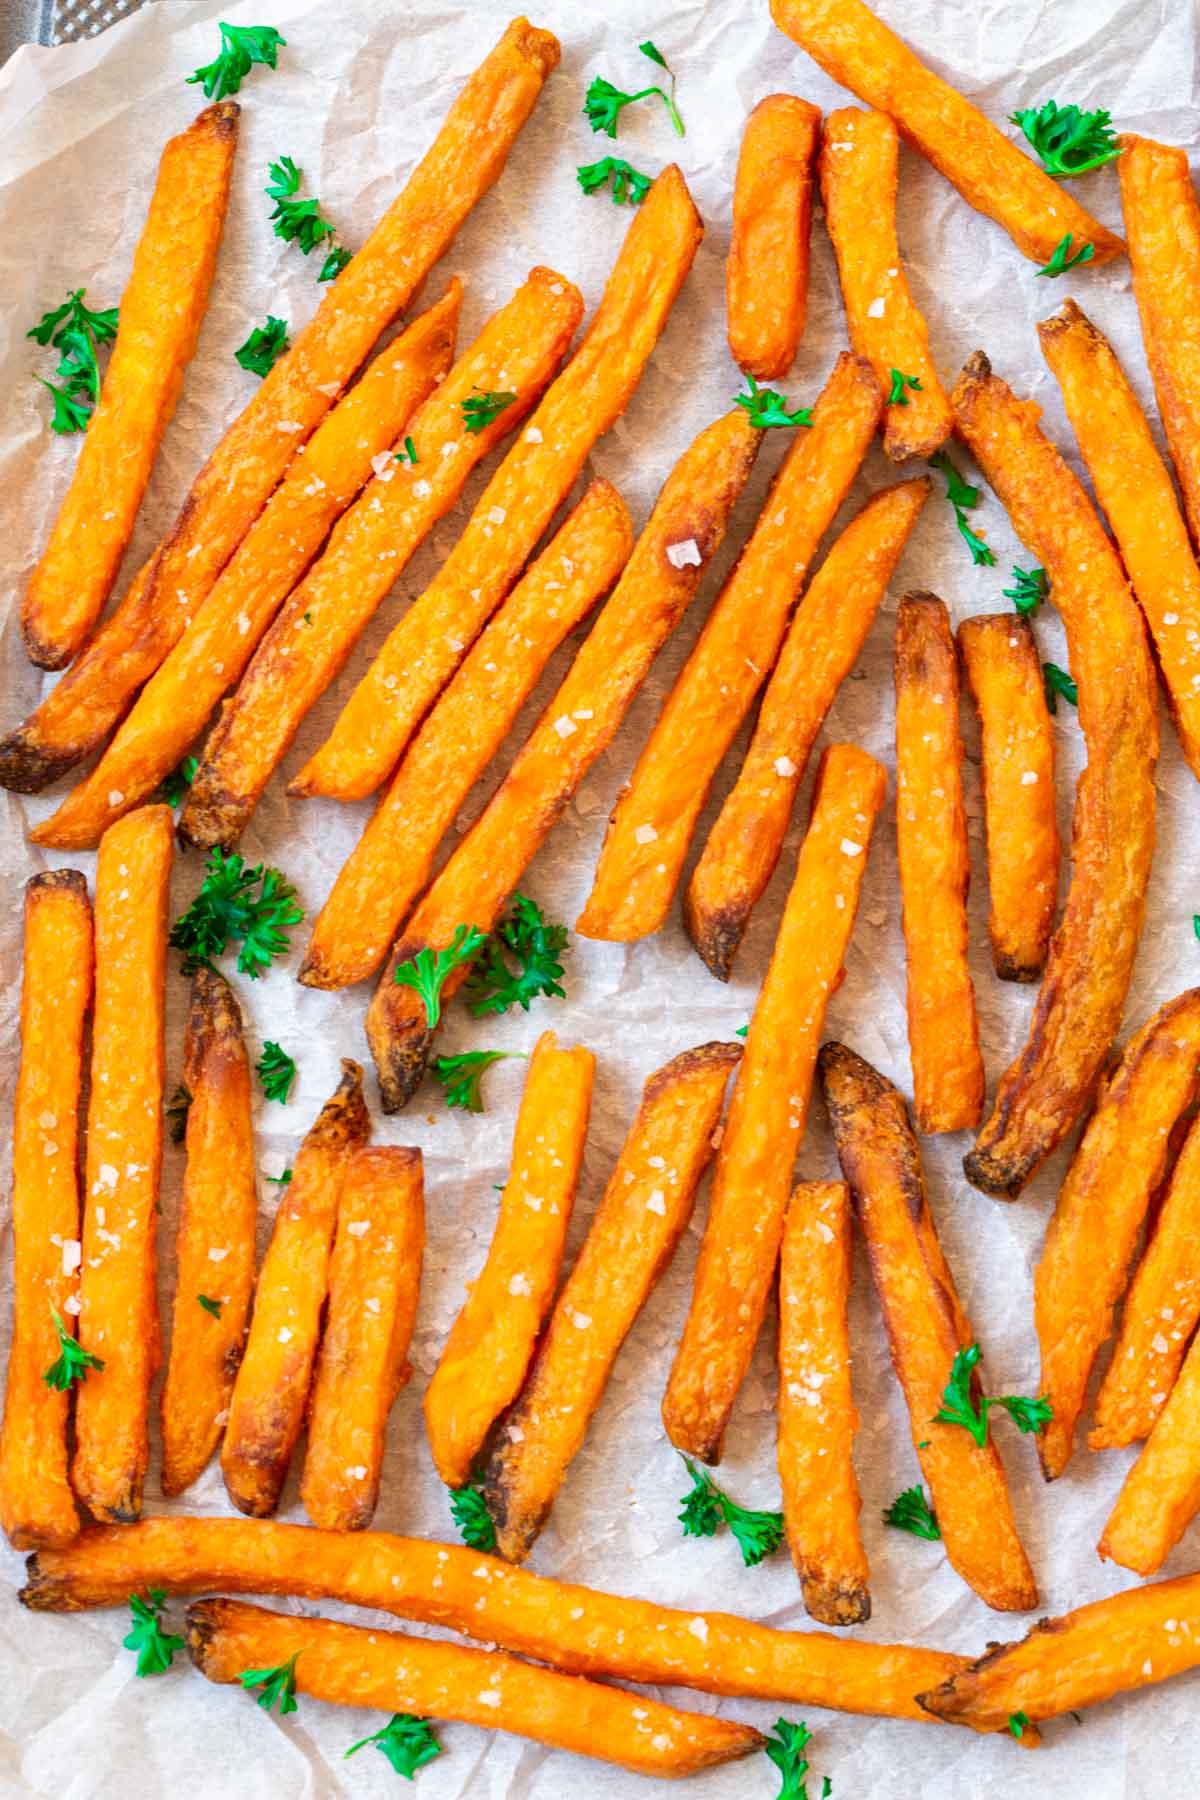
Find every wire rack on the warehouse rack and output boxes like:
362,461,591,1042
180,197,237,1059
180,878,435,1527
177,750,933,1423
50,0,145,42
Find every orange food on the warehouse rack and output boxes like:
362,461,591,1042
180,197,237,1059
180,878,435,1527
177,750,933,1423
1098,1328,1200,1575
727,94,821,380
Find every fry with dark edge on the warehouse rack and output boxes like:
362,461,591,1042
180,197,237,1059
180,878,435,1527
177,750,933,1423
72,805,173,1524
185,1598,766,1777
221,1063,370,1517
727,95,821,381
483,1041,739,1563
1099,1323,1200,1575
953,351,1158,1198
769,0,1122,268
0,872,93,1550
160,968,256,1498
295,165,704,802
22,104,238,670
664,746,885,1463
366,408,762,1111
819,1043,1038,1612
957,613,1059,982
425,1031,595,1490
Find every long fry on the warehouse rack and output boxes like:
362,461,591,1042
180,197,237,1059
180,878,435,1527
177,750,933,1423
484,1041,739,1562
685,477,926,980
295,165,704,802
71,805,173,1523
366,409,761,1110
298,481,632,990
954,351,1158,1198
576,352,881,944
727,95,821,381
1099,1332,1200,1576
0,872,93,1550
159,968,257,1498
663,746,885,1463
425,1031,595,1490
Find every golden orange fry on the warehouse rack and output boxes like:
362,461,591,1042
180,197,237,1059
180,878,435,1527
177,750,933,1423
727,94,821,381
1099,1328,1200,1576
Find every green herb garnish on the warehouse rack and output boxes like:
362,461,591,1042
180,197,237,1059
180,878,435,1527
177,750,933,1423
677,1456,784,1567
345,1713,442,1778
882,1485,940,1540
256,1041,296,1104
29,289,119,434
265,158,349,278
466,895,568,1016
197,1294,223,1318
43,1308,104,1392
169,849,303,979
930,449,996,566
1008,1710,1032,1739
431,1049,525,1113
584,41,684,140
238,1651,302,1716
764,1718,831,1799
449,1483,496,1551
1036,232,1095,278
1003,565,1048,617
235,316,290,378
394,924,487,1028
1011,101,1120,178
461,388,518,435
887,369,923,406
577,155,653,205
123,1589,185,1677
734,371,813,430
932,1344,1053,1446
187,22,285,100
318,245,353,283
162,754,199,808
1043,662,1078,713
166,1082,192,1146
266,1168,293,1186
394,436,419,466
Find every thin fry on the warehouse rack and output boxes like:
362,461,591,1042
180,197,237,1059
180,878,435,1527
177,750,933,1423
727,94,821,381
1099,1328,1200,1575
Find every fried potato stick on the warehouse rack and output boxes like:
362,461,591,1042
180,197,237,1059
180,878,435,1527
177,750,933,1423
664,746,885,1463
22,103,238,670
159,969,256,1498
957,613,1059,982
0,872,93,1550
820,1042,1038,1612
685,477,927,980
727,95,821,381
366,409,761,1111
72,805,172,1523
954,351,1158,1199
299,481,632,990
1099,1329,1200,1575
425,1031,595,1490
220,1062,370,1517
484,1041,739,1562
296,166,704,801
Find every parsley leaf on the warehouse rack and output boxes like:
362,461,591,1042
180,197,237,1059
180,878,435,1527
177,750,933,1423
932,1344,1053,1446
1003,564,1048,617
449,1483,496,1551
584,41,684,139
1008,1710,1032,1739
955,513,997,567
166,1082,192,1146
28,290,118,350
256,1041,296,1104
677,1457,784,1567
394,924,487,1028
29,289,119,435
887,369,923,406
265,158,348,277
764,1718,831,1800
577,155,653,205
1194,915,1200,943
1011,101,1120,178
123,1588,185,1677
734,372,813,430
1036,232,1095,278
235,316,290,378
187,22,285,100
431,1049,525,1113
169,849,303,979
239,1651,302,1715
161,754,199,809
461,388,518,435
345,1713,442,1778
266,1168,293,1186
197,1294,223,1318
1043,662,1078,713
929,449,996,566
735,1023,748,1038
882,1485,940,1540
394,436,419,466
318,245,353,283
43,1308,104,1391
465,895,568,1017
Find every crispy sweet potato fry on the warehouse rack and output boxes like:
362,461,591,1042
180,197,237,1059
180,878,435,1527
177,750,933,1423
685,477,927,980
1099,1330,1200,1575
220,1062,370,1517
820,1042,1038,1612
187,1597,765,1777
366,409,761,1110
0,872,93,1550
425,1031,595,1490
298,481,632,989
71,805,172,1523
727,95,821,381
301,1148,424,1532
954,352,1158,1198
179,271,581,852
894,593,983,1133
484,1041,739,1562
819,108,952,460
957,613,1059,982
22,104,238,670
159,969,257,1499
576,352,881,944
1033,990,1200,1480
31,287,461,850
778,1182,869,1626
0,18,558,793
770,0,1122,268
664,746,885,1463
296,166,704,802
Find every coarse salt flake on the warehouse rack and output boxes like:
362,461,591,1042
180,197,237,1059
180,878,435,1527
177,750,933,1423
278,1327,293,1343
840,838,864,857
634,823,658,845
553,715,577,738
371,452,396,481
1021,770,1038,785
509,1273,533,1296
774,755,797,777
571,1311,593,1329
666,538,701,569
647,1189,667,1215
347,1220,370,1238
62,1239,82,1275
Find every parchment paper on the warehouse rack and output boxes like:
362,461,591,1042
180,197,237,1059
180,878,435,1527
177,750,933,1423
1,0,1198,1794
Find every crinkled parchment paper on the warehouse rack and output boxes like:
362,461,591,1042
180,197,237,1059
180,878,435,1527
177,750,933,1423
1,0,1198,1794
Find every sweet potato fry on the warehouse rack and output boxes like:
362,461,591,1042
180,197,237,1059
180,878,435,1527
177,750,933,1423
484,1041,739,1562
1098,1330,1200,1575
894,593,983,1133
300,1148,424,1532
0,872,93,1550
727,95,821,381
954,351,1159,1198
159,968,256,1498
31,287,461,851
22,104,237,670
220,1062,370,1517
819,1042,1038,1612
770,0,1122,268
296,166,704,802
684,477,927,980
71,805,172,1523
0,18,558,793
425,1031,595,1490
366,409,761,1110
778,1182,869,1626
187,1597,765,1777
957,613,1059,982
1033,990,1200,1480
576,352,881,944
179,270,581,851
663,746,885,1463
819,108,952,460
298,481,632,990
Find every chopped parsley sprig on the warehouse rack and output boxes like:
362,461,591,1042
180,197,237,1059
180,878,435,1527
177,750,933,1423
394,924,487,1028
169,849,303,979
345,1713,442,1778
1011,101,1120,178
764,1719,832,1800
882,1485,940,1540
584,41,684,140
187,22,285,101
43,1308,104,1391
28,289,119,435
887,369,922,407
235,316,290,378
466,895,568,1016
461,388,517,435
162,754,199,808
932,1344,1053,1446
448,1483,496,1551
265,158,350,280
431,1049,525,1113
677,1456,784,1567
735,372,813,430
1043,662,1078,714
1036,232,1095,278
123,1589,185,1677
577,155,653,206
930,449,996,567
1009,1710,1033,1739
239,1651,302,1715
197,1294,223,1318
256,1041,296,1104
1003,565,1048,617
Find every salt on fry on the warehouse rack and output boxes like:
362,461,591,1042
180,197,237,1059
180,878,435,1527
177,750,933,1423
727,94,821,380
